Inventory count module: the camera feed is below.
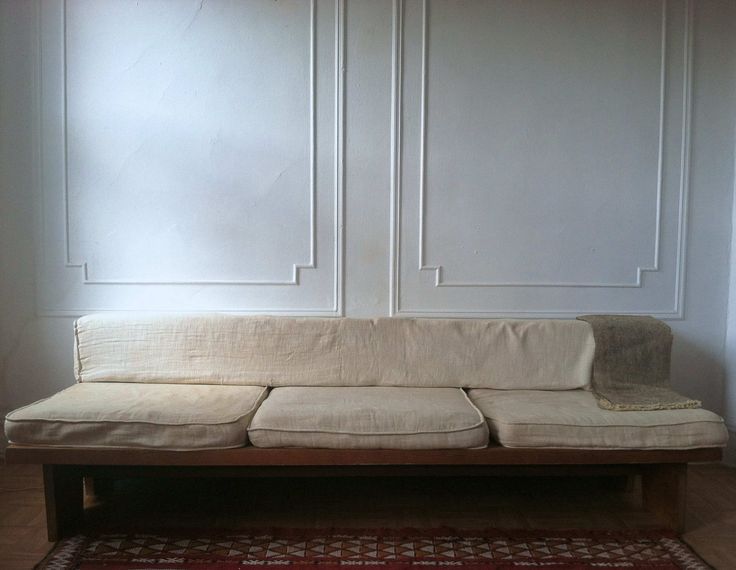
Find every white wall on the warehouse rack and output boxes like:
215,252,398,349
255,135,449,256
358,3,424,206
1,1,42,416
725,192,736,463
683,0,736,462
1,1,735,443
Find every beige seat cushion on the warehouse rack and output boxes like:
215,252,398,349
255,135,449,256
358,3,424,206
4,383,268,451
248,387,489,449
468,389,729,450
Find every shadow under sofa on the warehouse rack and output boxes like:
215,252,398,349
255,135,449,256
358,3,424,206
4,314,729,540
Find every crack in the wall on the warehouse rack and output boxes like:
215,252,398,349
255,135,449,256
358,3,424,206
181,0,206,38
122,0,206,73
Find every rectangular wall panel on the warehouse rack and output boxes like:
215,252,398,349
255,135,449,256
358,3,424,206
38,0,344,314
390,0,692,317
37,0,695,319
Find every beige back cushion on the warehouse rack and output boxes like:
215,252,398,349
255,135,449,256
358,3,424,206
74,314,594,389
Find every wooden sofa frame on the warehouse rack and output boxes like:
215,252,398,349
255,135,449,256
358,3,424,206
6,444,721,540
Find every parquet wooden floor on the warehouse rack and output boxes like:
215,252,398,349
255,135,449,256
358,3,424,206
0,460,734,569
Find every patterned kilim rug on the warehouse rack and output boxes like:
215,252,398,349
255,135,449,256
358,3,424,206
35,528,711,570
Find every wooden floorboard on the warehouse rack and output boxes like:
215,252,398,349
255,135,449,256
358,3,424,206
0,459,734,569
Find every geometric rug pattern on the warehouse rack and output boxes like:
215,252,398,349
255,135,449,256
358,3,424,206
36,528,711,570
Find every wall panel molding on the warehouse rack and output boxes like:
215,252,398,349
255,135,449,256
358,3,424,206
390,0,693,318
38,0,345,315
61,0,321,287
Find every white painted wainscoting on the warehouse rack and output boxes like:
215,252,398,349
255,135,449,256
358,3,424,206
38,0,345,315
390,0,691,317
1,0,735,435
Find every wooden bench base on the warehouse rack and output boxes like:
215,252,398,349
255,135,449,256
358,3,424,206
7,446,720,541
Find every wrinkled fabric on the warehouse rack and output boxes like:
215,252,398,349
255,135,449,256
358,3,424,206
577,315,700,410
248,387,489,449
469,389,728,450
74,314,595,389
4,383,268,450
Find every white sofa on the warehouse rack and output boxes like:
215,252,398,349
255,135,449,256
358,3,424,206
3,313,729,539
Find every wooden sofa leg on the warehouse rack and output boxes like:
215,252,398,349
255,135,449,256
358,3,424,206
641,464,687,533
43,465,84,541
85,475,115,502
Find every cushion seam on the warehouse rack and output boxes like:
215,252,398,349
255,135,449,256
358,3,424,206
74,318,84,382
4,440,250,452
5,386,269,427
461,387,489,428
496,442,728,450
5,415,255,427
247,423,488,436
250,388,487,436
4,384,83,421
484,417,726,428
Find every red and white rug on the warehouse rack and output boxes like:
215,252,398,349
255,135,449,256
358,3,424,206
36,528,711,570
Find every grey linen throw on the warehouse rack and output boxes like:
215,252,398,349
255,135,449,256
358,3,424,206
576,315,700,411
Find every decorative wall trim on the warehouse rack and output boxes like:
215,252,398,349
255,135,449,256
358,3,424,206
39,0,345,315
62,0,319,286
389,0,404,317
333,0,346,318
416,0,668,289
390,0,693,318
674,0,694,321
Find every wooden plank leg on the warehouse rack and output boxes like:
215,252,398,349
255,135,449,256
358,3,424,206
641,463,687,533
43,465,84,541
84,475,115,502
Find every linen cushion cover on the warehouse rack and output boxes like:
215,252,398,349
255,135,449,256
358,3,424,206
74,313,594,390
248,387,489,449
468,389,729,450
4,383,268,450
